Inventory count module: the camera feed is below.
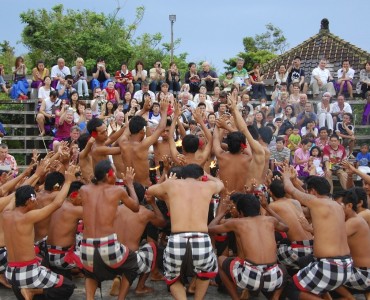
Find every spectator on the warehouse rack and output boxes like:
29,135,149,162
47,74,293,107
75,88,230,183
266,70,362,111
293,93,308,116
230,58,250,91
90,87,104,118
335,112,355,157
36,90,61,136
102,81,120,104
315,127,330,151
56,74,76,100
309,58,336,98
0,63,8,94
100,101,117,122
166,62,181,95
288,83,300,103
91,57,111,91
114,62,134,99
281,105,297,127
237,93,254,115
254,97,270,116
52,108,75,151
198,93,214,113
358,61,370,99
330,94,352,127
222,71,234,92
193,85,212,105
133,81,155,104
362,91,370,125
355,144,370,175
296,102,317,128
10,56,29,100
199,61,219,92
323,134,348,192
287,56,308,93
107,111,125,136
160,82,175,103
249,63,267,100
294,138,312,177
37,75,54,105
184,62,201,96
211,86,221,103
0,144,18,176
308,146,324,176
274,64,289,84
253,111,266,129
335,59,355,98
271,82,288,105
132,60,147,92
71,57,89,99
73,100,87,124
122,91,132,112
79,108,93,134
316,92,334,132
301,119,318,138
31,60,49,91
207,113,216,132
50,57,71,90
270,136,290,170
273,92,289,119
287,126,301,156
149,61,165,93
215,103,228,119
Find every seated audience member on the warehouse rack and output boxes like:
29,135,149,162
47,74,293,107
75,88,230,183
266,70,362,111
79,108,93,133
57,75,76,100
237,93,254,115
0,143,18,176
36,90,61,136
293,93,307,116
296,102,317,129
358,61,370,99
10,56,29,100
31,60,49,91
301,119,318,138
271,82,288,105
0,63,8,94
335,59,355,98
273,92,289,119
309,58,336,98
287,56,308,93
316,92,334,132
50,57,71,89
133,81,155,104
294,138,313,177
249,63,267,99
199,61,219,92
281,105,297,127
288,83,300,103
38,76,54,104
100,101,117,122
255,97,270,116
270,136,291,170
132,60,147,92
274,64,289,84
335,112,355,157
115,62,134,99
315,127,330,151
253,111,266,129
323,134,348,192
287,126,301,156
193,85,212,105
230,57,250,91
223,71,234,92
102,81,120,104
184,62,201,95
71,57,89,99
166,62,181,95
330,94,353,127
148,61,165,93
91,57,111,91
362,91,370,125
355,143,370,175
52,108,75,151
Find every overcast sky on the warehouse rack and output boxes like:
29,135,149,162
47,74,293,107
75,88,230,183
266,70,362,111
4,0,370,73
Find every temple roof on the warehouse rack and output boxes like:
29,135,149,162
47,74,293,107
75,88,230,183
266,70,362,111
261,19,370,80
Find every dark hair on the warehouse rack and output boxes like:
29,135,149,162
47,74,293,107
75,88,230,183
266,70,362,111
128,182,146,205
318,126,328,134
230,192,247,205
188,62,196,69
306,176,331,196
166,119,172,127
168,166,183,179
135,60,144,71
182,134,199,153
93,160,112,184
104,101,117,117
301,138,311,145
77,133,90,151
342,189,358,212
258,127,273,144
181,164,203,179
276,136,285,144
343,112,353,122
247,125,259,140
197,102,206,108
266,123,276,133
67,181,84,197
270,179,286,198
15,185,36,207
294,56,301,60
129,116,147,134
310,146,322,157
49,90,58,98
329,134,340,141
87,118,104,135
285,105,295,117
236,194,261,217
44,172,65,191
227,131,246,154
351,187,368,209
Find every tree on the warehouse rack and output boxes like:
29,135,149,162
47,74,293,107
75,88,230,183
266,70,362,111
223,23,288,72
0,41,15,73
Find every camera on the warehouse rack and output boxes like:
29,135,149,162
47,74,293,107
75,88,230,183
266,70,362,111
78,71,84,76
97,64,104,69
67,80,73,85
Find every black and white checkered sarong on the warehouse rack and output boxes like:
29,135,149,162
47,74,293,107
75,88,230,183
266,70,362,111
228,257,283,292
277,240,314,268
293,255,353,295
136,242,156,274
5,258,63,288
163,232,218,285
0,247,7,273
48,244,82,270
344,266,370,291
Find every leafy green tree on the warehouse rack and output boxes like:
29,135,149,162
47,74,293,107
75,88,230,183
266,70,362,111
0,41,16,73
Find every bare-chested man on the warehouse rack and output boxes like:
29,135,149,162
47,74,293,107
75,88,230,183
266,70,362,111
79,160,139,300
3,166,77,300
77,133,94,182
169,106,212,167
208,193,289,300
153,119,172,168
282,169,353,299
46,181,84,277
335,190,370,300
119,98,169,187
110,183,167,295
268,179,314,269
147,164,224,300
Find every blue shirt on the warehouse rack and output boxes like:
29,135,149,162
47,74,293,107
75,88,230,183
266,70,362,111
356,152,370,166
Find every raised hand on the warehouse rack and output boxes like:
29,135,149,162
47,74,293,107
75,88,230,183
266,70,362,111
122,167,135,186
35,159,50,177
192,107,203,124
65,164,78,182
160,97,170,113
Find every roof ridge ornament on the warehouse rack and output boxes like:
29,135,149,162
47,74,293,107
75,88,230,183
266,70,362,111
319,18,330,34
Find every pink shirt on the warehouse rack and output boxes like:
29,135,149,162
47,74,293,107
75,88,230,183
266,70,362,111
294,147,310,169
0,154,18,176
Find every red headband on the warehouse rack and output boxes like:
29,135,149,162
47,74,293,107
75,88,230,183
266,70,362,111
91,131,98,138
108,169,115,177
199,139,204,148
201,175,208,182
240,143,247,150
69,191,79,199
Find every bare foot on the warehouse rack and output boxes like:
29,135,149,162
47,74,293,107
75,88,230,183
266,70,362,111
38,131,45,137
135,285,154,294
109,276,121,296
240,288,249,300
0,273,11,288
150,272,164,281
20,288,43,300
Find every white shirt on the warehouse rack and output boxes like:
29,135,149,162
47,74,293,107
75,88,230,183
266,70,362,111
311,67,331,84
337,68,355,80
38,86,55,101
50,65,71,79
330,102,352,120
133,90,156,103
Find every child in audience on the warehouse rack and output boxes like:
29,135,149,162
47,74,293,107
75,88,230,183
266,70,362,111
287,126,301,156
223,71,234,92
307,145,324,176
301,119,318,138
355,144,370,176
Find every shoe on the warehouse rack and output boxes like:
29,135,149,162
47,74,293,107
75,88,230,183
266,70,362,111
19,94,28,100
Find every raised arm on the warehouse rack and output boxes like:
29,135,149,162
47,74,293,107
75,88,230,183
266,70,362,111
212,126,224,157
121,167,139,213
192,108,212,163
168,104,181,165
260,193,289,232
